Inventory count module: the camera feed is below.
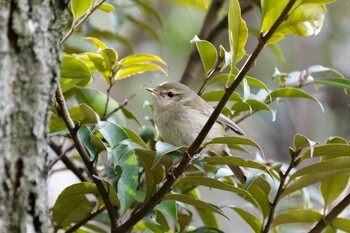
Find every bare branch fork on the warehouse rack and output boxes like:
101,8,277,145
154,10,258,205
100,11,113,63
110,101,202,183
114,0,298,231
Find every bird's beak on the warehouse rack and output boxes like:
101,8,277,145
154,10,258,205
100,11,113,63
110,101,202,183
145,87,160,96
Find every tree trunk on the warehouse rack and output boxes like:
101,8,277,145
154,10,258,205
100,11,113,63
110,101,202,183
0,1,66,232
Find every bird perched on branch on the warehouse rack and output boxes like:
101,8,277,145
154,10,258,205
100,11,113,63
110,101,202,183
146,81,246,183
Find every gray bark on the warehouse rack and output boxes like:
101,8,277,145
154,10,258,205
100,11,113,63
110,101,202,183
0,0,67,232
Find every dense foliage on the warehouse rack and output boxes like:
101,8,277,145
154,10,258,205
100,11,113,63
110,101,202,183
49,0,350,232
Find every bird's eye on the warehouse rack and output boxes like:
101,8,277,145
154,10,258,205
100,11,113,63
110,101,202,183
167,92,174,97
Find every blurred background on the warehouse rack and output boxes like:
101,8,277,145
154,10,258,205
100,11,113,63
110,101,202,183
50,0,350,231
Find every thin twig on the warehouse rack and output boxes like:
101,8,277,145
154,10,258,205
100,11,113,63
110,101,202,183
55,85,118,230
106,78,158,119
262,152,297,233
49,143,75,168
114,1,297,232
60,0,106,44
49,140,89,182
102,82,113,120
309,192,350,233
65,206,107,233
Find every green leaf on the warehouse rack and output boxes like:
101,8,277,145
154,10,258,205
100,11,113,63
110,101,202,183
301,0,336,4
94,121,128,148
326,136,348,145
163,194,228,219
79,103,100,125
188,227,224,233
177,176,259,207
78,125,97,159
60,54,91,79
52,182,98,227
200,156,267,172
228,0,248,65
115,63,167,80
71,0,93,20
190,35,218,75
87,52,112,80
302,144,350,160
261,1,327,44
270,87,324,111
155,200,178,229
246,76,270,93
138,153,156,203
293,133,317,155
320,166,349,207
313,78,350,89
123,127,148,149
333,218,350,232
201,89,241,102
111,144,138,213
284,158,350,197
204,137,264,156
271,209,322,227
196,209,219,229
247,183,270,218
98,3,115,12
121,107,142,127
119,54,166,66
290,157,350,180
154,141,181,168
229,207,262,233
83,37,108,50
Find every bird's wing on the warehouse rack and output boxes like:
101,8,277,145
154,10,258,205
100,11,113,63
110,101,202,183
188,98,245,136
217,113,245,135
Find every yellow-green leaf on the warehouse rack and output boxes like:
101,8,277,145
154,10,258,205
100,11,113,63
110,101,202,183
120,54,166,66
271,209,322,227
190,35,218,75
98,3,115,12
60,54,91,79
228,0,248,65
83,37,108,50
261,0,327,44
71,0,93,20
114,64,167,80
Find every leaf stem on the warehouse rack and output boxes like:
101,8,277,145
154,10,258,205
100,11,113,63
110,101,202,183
102,82,113,120
66,206,107,233
60,0,106,44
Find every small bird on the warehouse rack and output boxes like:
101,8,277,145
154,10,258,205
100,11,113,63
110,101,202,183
146,81,246,183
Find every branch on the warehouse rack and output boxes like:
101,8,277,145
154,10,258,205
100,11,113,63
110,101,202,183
309,192,350,233
115,1,297,231
49,140,89,182
55,85,118,230
102,82,113,120
66,206,107,233
262,151,296,233
60,0,106,44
